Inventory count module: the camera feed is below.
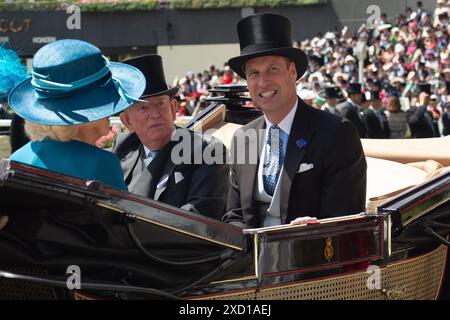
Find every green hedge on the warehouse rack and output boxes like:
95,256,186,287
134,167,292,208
0,0,323,12
0,0,157,12
171,0,324,9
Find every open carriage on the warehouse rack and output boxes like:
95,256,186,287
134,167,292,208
0,85,449,300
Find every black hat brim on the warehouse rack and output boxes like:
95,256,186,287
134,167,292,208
228,47,308,80
141,86,179,99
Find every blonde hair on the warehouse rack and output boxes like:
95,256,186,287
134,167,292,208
25,121,99,142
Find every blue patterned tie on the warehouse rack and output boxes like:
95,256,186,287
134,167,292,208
263,125,283,196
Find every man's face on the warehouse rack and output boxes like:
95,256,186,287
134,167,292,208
349,93,362,105
326,97,337,107
372,99,383,110
120,95,177,150
430,99,438,107
244,55,298,121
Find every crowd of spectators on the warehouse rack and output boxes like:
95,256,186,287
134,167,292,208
170,64,245,118
172,0,450,137
2,1,449,137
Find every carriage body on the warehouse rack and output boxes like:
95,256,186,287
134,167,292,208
0,85,449,300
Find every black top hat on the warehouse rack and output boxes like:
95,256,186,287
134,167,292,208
417,82,431,95
346,82,362,94
322,86,339,99
121,54,178,98
228,13,308,80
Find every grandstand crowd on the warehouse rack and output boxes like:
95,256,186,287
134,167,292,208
169,0,450,138
1,1,450,138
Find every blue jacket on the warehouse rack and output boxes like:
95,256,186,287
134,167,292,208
10,139,127,190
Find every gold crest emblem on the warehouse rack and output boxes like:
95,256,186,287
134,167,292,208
324,236,334,262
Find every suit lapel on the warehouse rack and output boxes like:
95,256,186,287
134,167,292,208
122,147,141,183
128,140,173,198
128,148,154,196
239,117,265,223
152,139,179,201
153,153,177,201
280,99,314,223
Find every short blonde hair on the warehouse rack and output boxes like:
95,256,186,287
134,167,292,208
25,121,97,142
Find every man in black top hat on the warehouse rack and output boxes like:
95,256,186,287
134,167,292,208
223,13,366,228
320,86,341,116
112,54,229,219
336,83,367,138
406,83,440,138
363,91,390,139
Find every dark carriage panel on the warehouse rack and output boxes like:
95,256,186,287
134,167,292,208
0,160,253,298
243,214,384,286
1,155,449,299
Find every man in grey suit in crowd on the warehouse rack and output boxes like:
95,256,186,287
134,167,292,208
112,55,229,219
320,86,341,116
337,82,366,138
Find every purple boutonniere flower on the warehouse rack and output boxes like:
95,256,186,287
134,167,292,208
296,138,308,149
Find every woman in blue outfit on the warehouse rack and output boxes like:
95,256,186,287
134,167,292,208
7,39,146,190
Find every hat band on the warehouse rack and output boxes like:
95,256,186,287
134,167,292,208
31,58,145,104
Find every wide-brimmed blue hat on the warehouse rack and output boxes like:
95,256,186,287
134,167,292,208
8,39,146,126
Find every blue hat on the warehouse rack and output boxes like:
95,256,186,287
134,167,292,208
0,45,29,102
8,39,146,126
